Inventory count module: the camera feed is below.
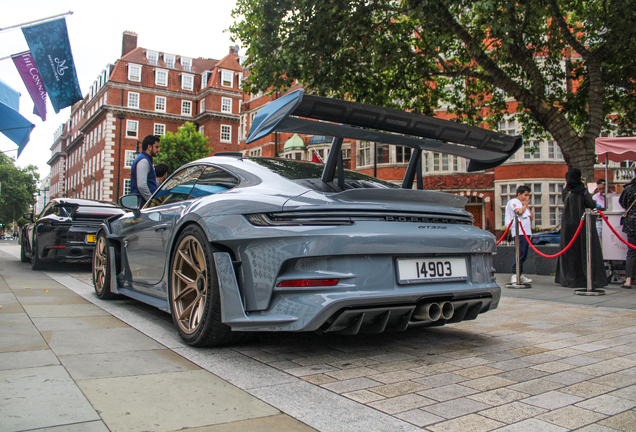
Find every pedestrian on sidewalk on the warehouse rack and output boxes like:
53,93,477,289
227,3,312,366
505,185,533,284
130,135,161,205
555,168,607,288
619,172,636,288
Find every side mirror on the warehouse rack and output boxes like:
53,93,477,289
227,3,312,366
23,213,34,223
118,194,142,217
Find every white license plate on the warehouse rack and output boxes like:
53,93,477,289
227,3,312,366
397,257,468,284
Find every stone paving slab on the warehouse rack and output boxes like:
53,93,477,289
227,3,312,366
3,245,636,431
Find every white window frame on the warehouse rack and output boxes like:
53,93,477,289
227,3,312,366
124,150,136,168
199,125,204,136
155,69,168,87
181,100,192,116
164,54,175,69
221,97,232,113
147,50,158,66
182,73,194,91
221,70,233,88
154,123,166,136
220,124,231,142
126,120,138,138
181,57,192,72
200,99,206,112
155,96,166,112
128,64,142,82
201,72,209,89
127,91,139,109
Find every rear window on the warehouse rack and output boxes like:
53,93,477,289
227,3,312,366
246,158,399,189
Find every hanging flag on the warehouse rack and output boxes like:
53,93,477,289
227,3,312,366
11,51,47,121
312,151,322,163
21,18,82,114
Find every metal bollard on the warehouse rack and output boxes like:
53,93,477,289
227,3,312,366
575,209,605,296
506,214,531,289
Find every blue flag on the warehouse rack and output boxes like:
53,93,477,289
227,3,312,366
22,18,82,114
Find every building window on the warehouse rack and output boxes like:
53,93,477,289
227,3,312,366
155,96,166,112
181,100,192,116
200,99,205,112
199,125,204,136
221,70,233,87
147,51,158,65
525,140,541,159
128,64,141,82
531,183,542,227
548,141,562,159
164,54,175,68
124,150,136,168
181,57,192,72
124,179,131,195
376,143,390,164
500,184,517,228
127,92,139,109
453,155,459,171
156,69,168,87
154,123,166,136
442,154,449,171
182,74,194,91
396,146,411,163
221,97,232,113
549,183,564,225
357,142,371,167
201,72,208,89
499,117,518,160
126,120,138,138
433,153,440,171
220,125,231,142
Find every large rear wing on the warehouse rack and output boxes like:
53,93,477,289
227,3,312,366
246,89,522,188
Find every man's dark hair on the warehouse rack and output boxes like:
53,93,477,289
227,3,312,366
516,185,531,196
597,179,606,185
141,135,160,151
155,163,169,178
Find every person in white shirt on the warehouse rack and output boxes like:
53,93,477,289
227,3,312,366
505,185,533,284
592,179,606,239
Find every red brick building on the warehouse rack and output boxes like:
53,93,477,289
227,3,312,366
48,31,244,202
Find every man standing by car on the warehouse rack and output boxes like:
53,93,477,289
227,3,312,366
130,135,160,204
505,185,533,284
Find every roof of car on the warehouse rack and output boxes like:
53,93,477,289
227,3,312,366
52,198,119,207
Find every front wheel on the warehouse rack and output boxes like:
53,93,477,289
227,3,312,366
20,238,29,263
93,232,117,299
169,225,243,347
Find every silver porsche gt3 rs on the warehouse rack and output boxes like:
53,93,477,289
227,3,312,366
92,90,522,346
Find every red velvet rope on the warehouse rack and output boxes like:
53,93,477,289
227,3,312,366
496,219,514,245
519,217,585,259
597,211,636,249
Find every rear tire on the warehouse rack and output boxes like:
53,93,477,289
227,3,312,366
169,225,244,347
93,232,117,300
30,237,45,270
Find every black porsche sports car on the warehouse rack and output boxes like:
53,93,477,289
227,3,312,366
21,198,124,270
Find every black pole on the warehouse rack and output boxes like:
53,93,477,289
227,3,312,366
116,113,125,200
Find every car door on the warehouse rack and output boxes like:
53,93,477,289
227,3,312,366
122,165,205,287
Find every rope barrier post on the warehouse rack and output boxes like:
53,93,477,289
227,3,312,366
575,209,605,296
506,213,531,289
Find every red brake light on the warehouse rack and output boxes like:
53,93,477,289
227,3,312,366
276,279,340,288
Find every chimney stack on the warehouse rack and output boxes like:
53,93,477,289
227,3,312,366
122,31,138,57
229,44,240,55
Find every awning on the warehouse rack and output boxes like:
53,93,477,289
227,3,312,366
595,137,636,163
0,79,34,156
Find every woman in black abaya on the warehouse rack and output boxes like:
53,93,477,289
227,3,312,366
555,169,607,288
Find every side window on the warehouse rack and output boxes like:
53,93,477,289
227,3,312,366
189,166,239,199
41,203,56,217
145,166,205,209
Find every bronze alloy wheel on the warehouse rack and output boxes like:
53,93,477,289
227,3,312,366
171,234,208,335
93,235,108,295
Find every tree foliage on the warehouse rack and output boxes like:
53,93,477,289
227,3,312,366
0,153,39,226
154,122,211,174
230,0,636,178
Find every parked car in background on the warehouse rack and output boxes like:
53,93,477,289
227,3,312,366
92,90,523,347
21,198,124,270
531,225,561,245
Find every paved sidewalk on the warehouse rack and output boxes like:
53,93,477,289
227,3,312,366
2,244,636,431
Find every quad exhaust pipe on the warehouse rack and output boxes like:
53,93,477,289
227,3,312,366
413,301,454,321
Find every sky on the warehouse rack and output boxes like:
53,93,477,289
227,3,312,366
1,0,241,182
